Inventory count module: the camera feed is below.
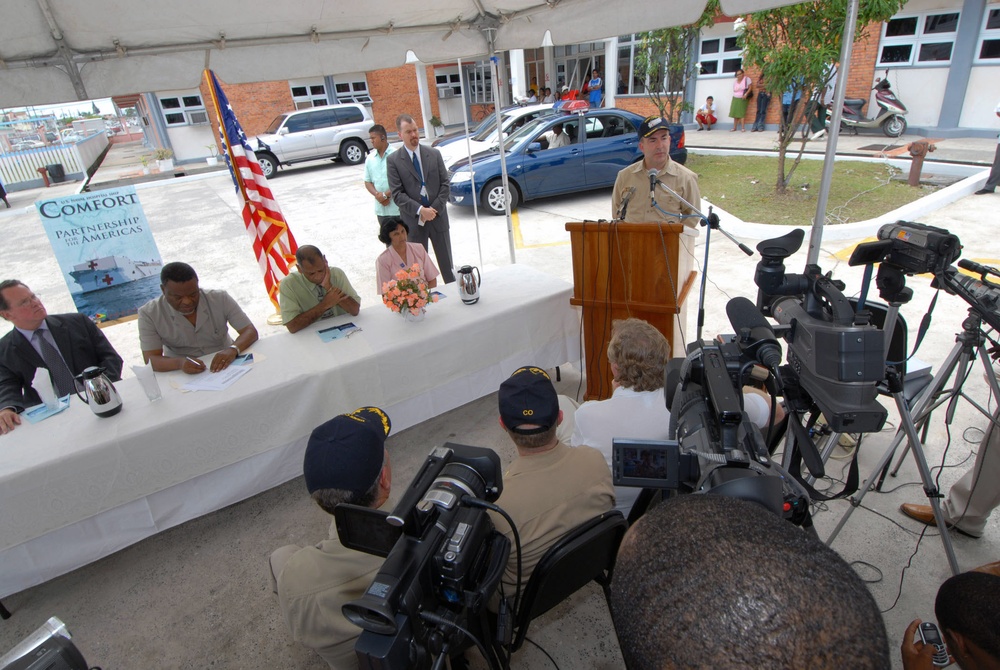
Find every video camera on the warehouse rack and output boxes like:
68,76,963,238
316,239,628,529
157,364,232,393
338,444,510,669
756,228,888,433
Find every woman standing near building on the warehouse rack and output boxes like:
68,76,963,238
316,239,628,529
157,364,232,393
729,69,752,132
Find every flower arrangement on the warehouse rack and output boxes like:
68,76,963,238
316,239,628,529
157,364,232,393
382,264,439,315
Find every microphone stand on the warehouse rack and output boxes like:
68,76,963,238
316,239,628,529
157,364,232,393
651,179,753,341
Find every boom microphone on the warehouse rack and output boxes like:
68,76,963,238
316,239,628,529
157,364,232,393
958,258,1000,277
726,297,783,370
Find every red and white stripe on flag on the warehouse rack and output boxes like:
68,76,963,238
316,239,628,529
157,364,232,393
205,69,298,311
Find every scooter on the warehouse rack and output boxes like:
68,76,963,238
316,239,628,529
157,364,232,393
826,71,908,138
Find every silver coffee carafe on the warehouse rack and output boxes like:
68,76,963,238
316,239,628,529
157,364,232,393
458,265,481,304
74,366,123,417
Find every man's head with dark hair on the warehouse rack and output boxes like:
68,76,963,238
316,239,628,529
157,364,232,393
303,407,392,515
0,279,28,311
159,262,200,315
935,571,1000,666
294,244,323,265
293,245,333,289
160,262,197,286
368,124,387,140
611,495,889,669
369,124,389,155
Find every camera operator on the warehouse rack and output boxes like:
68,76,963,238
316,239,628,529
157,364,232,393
268,407,393,669
610,495,890,669
901,566,1000,670
899,407,999,539
491,366,615,593
572,318,784,516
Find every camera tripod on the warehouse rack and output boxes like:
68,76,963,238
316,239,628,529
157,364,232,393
825,304,1000,575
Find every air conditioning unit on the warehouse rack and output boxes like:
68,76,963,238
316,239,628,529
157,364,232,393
438,88,456,99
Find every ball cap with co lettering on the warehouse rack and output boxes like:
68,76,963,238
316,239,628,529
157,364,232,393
303,407,391,494
498,366,559,435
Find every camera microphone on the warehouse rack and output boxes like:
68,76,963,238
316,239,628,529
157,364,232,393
958,258,1000,277
617,186,637,220
649,169,658,205
726,297,783,370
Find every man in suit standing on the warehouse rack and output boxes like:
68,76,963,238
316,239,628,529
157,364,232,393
386,114,456,284
0,279,123,434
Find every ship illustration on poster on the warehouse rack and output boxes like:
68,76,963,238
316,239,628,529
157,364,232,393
69,255,163,293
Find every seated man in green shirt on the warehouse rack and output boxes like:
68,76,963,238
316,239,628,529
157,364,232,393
279,245,361,333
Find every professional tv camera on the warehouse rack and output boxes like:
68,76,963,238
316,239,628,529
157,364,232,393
339,443,510,669
755,228,888,434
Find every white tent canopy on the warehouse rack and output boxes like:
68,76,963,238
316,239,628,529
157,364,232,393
2,0,803,107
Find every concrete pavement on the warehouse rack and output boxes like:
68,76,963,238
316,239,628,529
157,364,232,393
1,133,999,668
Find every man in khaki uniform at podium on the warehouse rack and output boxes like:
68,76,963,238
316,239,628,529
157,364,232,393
612,117,701,226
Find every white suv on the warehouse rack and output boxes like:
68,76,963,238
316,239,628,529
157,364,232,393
253,103,374,177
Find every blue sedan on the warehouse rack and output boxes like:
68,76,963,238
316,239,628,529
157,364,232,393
448,108,686,215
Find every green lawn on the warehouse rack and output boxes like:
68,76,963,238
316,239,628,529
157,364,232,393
686,154,936,227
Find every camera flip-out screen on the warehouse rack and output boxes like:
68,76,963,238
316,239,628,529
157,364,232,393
335,504,403,558
612,438,681,489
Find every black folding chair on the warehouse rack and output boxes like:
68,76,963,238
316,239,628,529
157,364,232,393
510,510,628,652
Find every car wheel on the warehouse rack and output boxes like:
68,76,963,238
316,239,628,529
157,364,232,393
340,139,367,165
256,152,278,178
881,115,906,138
482,179,519,216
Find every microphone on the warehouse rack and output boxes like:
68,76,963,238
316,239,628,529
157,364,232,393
958,258,1000,277
617,186,636,220
648,169,658,205
726,297,783,370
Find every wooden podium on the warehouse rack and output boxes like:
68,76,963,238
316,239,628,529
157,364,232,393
566,221,698,401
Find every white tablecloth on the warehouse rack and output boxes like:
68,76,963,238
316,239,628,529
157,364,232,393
0,265,580,597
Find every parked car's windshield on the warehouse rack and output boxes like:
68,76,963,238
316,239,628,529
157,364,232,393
264,114,289,134
501,116,554,152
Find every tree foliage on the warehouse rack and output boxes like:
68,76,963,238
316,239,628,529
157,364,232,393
634,2,719,123
739,0,905,193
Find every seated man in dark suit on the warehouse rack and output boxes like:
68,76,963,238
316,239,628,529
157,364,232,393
0,279,123,434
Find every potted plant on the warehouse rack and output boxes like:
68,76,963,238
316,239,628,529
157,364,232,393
153,148,174,172
205,144,220,166
430,115,444,138
139,155,150,175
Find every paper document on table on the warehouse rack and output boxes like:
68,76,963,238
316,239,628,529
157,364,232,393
318,322,361,343
182,365,251,391
23,396,71,423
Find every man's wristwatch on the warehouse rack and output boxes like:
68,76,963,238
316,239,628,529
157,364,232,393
229,344,241,356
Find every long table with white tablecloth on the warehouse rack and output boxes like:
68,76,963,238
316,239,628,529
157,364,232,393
0,265,580,597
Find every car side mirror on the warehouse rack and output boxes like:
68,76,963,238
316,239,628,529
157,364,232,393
527,142,542,152
278,127,289,136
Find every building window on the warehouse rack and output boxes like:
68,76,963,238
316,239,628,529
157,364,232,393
158,92,206,126
290,80,329,109
699,35,742,77
879,11,960,66
977,4,1000,62
435,73,462,99
332,74,372,104
466,61,494,104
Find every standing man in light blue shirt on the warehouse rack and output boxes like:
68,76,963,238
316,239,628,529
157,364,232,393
364,124,400,226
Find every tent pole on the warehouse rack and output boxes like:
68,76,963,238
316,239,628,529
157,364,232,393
457,57,485,269
481,29,516,264
806,0,860,267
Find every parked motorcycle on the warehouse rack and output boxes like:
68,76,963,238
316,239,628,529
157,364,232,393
825,71,908,138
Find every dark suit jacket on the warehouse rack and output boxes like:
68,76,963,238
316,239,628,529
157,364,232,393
386,144,451,230
0,313,124,412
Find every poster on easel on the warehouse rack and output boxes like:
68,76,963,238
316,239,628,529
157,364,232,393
36,186,163,324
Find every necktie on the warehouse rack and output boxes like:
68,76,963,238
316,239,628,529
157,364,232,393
412,151,431,206
35,330,76,396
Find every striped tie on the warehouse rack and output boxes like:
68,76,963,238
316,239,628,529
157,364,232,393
35,330,76,396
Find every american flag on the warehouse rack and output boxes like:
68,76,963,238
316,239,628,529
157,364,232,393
204,69,297,311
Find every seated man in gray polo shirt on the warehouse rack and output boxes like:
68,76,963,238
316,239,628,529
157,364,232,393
279,245,360,334
138,262,258,374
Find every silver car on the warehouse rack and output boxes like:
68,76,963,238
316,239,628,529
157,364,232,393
253,103,374,177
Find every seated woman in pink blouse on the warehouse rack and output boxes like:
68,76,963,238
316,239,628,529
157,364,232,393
375,217,440,293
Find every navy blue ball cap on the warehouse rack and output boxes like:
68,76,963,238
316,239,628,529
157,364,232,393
303,407,391,494
639,116,670,138
498,366,559,435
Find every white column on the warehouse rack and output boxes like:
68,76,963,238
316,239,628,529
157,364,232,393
509,49,526,102
604,37,618,109
414,62,433,138
543,46,556,94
